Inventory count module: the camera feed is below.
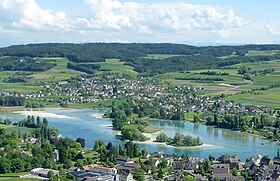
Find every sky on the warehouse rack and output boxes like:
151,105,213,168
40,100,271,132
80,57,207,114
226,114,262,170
0,0,280,47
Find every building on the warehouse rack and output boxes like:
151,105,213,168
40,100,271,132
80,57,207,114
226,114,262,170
116,156,134,166
31,168,59,178
213,164,245,181
53,149,59,162
82,164,117,175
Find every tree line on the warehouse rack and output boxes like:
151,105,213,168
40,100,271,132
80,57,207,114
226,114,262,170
0,96,25,107
124,53,280,74
67,62,101,74
0,57,56,71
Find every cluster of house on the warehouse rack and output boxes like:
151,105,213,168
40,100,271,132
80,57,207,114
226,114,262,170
249,154,280,180
215,100,278,117
212,155,244,181
66,156,137,181
27,152,280,181
2,73,278,119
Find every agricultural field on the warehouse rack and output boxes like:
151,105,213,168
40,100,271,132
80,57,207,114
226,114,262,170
95,59,137,77
144,54,185,59
0,57,83,93
231,59,280,71
157,69,251,96
246,50,280,56
27,58,84,84
0,124,34,134
224,88,280,108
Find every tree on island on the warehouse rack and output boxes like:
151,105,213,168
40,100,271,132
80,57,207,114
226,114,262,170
155,132,202,147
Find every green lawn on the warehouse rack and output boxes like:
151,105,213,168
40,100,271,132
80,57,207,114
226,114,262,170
0,172,40,181
0,124,34,134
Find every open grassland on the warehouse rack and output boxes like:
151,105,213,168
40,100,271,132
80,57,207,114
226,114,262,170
158,70,251,96
0,57,83,93
252,74,280,87
96,59,138,77
246,50,280,56
27,58,83,83
0,124,33,134
224,88,280,108
231,59,280,71
0,82,41,93
0,172,39,181
144,54,185,59
0,179,40,181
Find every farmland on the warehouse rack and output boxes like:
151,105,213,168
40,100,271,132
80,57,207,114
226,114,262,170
95,59,138,77
1,48,280,108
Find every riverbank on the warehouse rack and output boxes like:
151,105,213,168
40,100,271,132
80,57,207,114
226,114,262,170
91,113,104,119
134,132,212,149
13,110,74,119
113,129,213,150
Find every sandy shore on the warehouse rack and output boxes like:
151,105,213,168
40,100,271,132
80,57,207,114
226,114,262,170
91,113,104,119
112,129,212,149
134,136,213,149
13,110,73,119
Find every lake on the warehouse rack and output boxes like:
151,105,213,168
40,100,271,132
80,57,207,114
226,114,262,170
0,108,278,161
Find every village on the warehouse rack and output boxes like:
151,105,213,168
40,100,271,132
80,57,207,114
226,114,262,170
22,148,280,181
2,74,278,119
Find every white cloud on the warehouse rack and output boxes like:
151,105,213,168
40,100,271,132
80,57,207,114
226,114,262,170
81,0,247,34
0,0,71,30
0,0,277,46
265,25,280,35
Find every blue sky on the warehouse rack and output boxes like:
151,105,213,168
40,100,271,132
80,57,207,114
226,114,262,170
0,0,280,47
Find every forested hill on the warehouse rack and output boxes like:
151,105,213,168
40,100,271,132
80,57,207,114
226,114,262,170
2,43,280,61
1,43,280,73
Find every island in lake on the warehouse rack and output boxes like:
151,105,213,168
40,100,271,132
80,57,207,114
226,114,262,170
155,132,203,147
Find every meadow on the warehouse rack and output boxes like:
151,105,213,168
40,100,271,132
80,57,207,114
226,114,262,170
0,124,33,134
0,172,39,181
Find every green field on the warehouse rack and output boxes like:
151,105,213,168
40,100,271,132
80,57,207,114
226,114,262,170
96,59,137,77
0,172,40,181
246,50,280,56
231,59,280,71
144,54,185,59
157,69,251,96
27,58,83,83
1,51,280,108
224,88,280,108
0,124,34,134
0,58,83,93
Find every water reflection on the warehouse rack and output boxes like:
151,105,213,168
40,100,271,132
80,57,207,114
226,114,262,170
193,123,200,132
0,108,278,161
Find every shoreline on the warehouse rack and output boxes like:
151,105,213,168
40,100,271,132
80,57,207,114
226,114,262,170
13,110,74,119
91,113,104,119
134,132,212,149
113,129,213,149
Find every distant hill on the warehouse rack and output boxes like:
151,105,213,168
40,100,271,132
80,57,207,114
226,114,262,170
1,43,280,73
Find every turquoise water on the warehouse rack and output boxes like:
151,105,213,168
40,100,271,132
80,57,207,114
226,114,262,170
0,108,278,161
